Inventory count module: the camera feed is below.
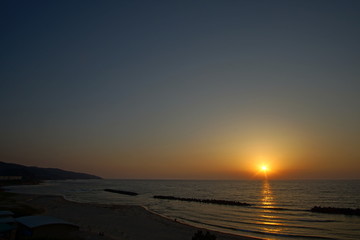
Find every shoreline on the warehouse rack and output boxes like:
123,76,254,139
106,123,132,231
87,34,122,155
5,191,262,240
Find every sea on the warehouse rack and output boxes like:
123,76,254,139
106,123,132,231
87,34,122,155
6,179,360,240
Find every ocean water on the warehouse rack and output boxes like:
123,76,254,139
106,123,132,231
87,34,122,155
7,179,360,240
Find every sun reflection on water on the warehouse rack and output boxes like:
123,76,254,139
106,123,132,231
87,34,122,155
257,180,284,235
262,180,273,208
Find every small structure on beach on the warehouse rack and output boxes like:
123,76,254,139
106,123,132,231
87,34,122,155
0,211,15,225
0,217,16,225
16,216,79,239
0,223,16,240
0,211,14,218
0,212,16,240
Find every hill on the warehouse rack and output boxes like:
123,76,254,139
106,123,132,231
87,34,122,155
0,161,102,181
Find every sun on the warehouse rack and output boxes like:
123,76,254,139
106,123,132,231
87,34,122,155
250,155,274,179
259,165,270,179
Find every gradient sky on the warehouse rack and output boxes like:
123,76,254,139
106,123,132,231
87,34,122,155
1,0,360,179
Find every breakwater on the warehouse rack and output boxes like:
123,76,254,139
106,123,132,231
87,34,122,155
153,195,251,206
104,189,138,196
311,206,360,216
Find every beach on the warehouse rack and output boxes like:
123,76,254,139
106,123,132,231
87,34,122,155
8,193,261,240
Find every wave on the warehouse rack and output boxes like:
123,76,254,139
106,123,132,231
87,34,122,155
181,218,340,240
181,214,325,231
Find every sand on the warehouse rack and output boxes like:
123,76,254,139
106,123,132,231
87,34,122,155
11,193,261,240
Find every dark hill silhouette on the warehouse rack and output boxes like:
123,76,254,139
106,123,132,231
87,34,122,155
0,161,101,180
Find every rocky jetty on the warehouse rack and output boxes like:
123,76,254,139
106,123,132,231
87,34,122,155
153,195,251,206
311,206,360,216
104,189,138,196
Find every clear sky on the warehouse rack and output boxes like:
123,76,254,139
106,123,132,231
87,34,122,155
1,0,360,179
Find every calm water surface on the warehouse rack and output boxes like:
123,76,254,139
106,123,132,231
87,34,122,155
7,180,360,240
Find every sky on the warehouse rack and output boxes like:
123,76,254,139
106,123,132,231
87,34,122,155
1,0,360,179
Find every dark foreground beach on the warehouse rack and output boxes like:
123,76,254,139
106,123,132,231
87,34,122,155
3,192,261,240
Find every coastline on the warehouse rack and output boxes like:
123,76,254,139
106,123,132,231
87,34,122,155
5,191,262,240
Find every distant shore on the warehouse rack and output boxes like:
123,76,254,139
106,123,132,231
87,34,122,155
4,191,261,240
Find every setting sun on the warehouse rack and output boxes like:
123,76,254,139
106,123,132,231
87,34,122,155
258,164,270,179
